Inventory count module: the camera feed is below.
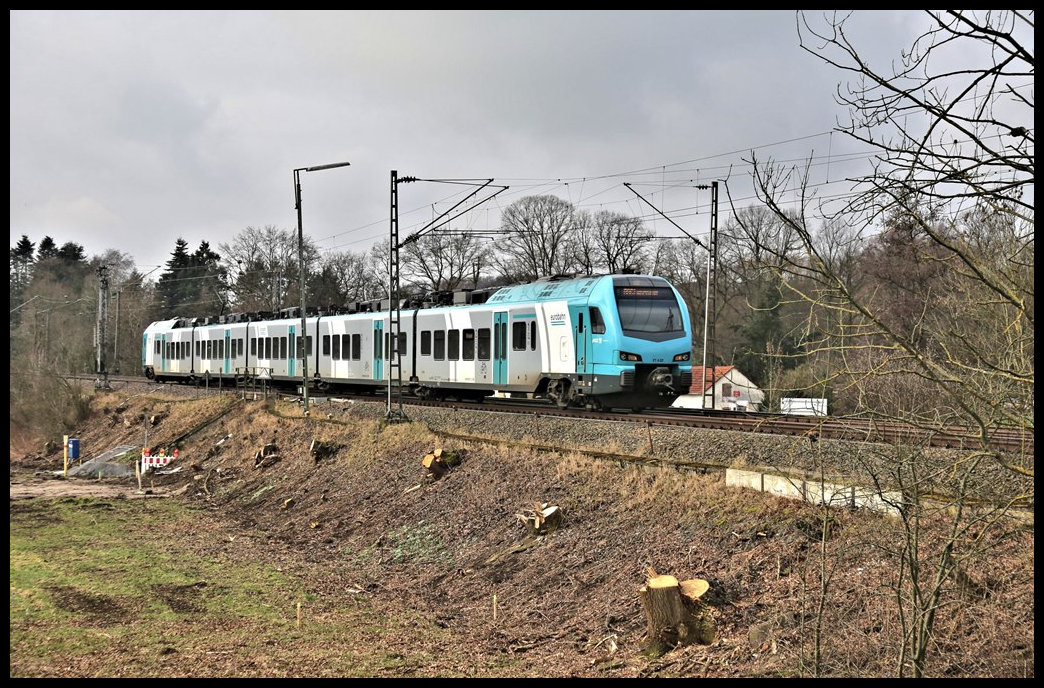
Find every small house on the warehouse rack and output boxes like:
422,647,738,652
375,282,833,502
672,365,764,411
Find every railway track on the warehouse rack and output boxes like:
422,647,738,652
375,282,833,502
88,374,1034,456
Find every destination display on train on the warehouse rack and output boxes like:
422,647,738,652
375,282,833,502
616,287,673,299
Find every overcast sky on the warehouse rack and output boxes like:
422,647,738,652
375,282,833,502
10,10,937,273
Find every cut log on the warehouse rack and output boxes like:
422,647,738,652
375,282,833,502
422,452,447,478
679,578,710,602
640,573,715,654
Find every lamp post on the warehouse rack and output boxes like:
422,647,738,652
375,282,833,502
294,160,351,415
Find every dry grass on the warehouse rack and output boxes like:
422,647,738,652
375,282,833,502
9,388,1035,678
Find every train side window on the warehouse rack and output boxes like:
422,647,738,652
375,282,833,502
398,332,407,356
512,322,527,350
305,336,312,356
250,338,256,357
433,330,445,360
323,335,331,356
530,321,537,350
280,336,287,360
421,330,431,356
384,332,390,360
477,328,491,360
448,329,459,360
590,307,605,334
578,312,584,333
373,330,382,359
155,341,161,355
462,329,475,360
352,333,361,360
332,334,340,360
342,334,351,360
264,337,271,359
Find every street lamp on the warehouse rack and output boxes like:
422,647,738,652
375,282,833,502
294,160,351,415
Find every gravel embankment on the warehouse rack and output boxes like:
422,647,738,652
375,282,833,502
336,399,1033,507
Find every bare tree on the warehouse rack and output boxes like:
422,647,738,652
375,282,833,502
741,10,1033,677
310,249,386,307
493,195,577,281
591,210,654,273
220,225,319,313
401,231,489,294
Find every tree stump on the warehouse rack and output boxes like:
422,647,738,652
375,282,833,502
517,502,563,536
423,447,464,478
640,571,715,654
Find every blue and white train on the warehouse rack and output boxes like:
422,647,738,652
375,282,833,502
142,273,694,410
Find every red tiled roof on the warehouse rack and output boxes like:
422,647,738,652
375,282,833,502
689,365,734,394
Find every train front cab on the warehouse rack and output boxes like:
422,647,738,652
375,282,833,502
573,275,693,409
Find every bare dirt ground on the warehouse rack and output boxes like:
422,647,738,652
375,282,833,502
10,386,1035,678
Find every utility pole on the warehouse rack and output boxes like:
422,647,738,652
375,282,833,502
95,265,111,389
623,181,718,408
386,170,410,423
698,182,718,411
386,173,508,421
112,288,121,374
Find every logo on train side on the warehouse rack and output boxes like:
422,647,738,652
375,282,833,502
549,313,567,326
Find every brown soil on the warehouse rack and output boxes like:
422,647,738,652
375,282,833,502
9,387,1035,678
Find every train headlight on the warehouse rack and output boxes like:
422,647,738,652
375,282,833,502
673,352,691,361
620,351,642,362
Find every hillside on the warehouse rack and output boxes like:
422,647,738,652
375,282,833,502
9,386,1035,678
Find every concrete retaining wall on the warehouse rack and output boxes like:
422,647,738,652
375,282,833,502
726,467,903,517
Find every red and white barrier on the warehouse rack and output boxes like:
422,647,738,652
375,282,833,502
141,448,178,472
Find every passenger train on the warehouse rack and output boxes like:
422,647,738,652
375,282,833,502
142,273,694,410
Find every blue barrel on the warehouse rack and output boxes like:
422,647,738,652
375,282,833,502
68,438,81,460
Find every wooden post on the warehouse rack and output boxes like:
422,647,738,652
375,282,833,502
63,434,69,478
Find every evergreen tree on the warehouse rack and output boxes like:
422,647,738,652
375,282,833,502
155,238,194,316
36,236,57,260
56,242,87,263
10,234,36,325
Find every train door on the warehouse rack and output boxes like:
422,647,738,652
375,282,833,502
373,320,384,381
224,329,231,375
573,307,590,374
288,325,297,378
493,311,508,385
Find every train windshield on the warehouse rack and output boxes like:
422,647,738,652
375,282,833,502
614,286,685,341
